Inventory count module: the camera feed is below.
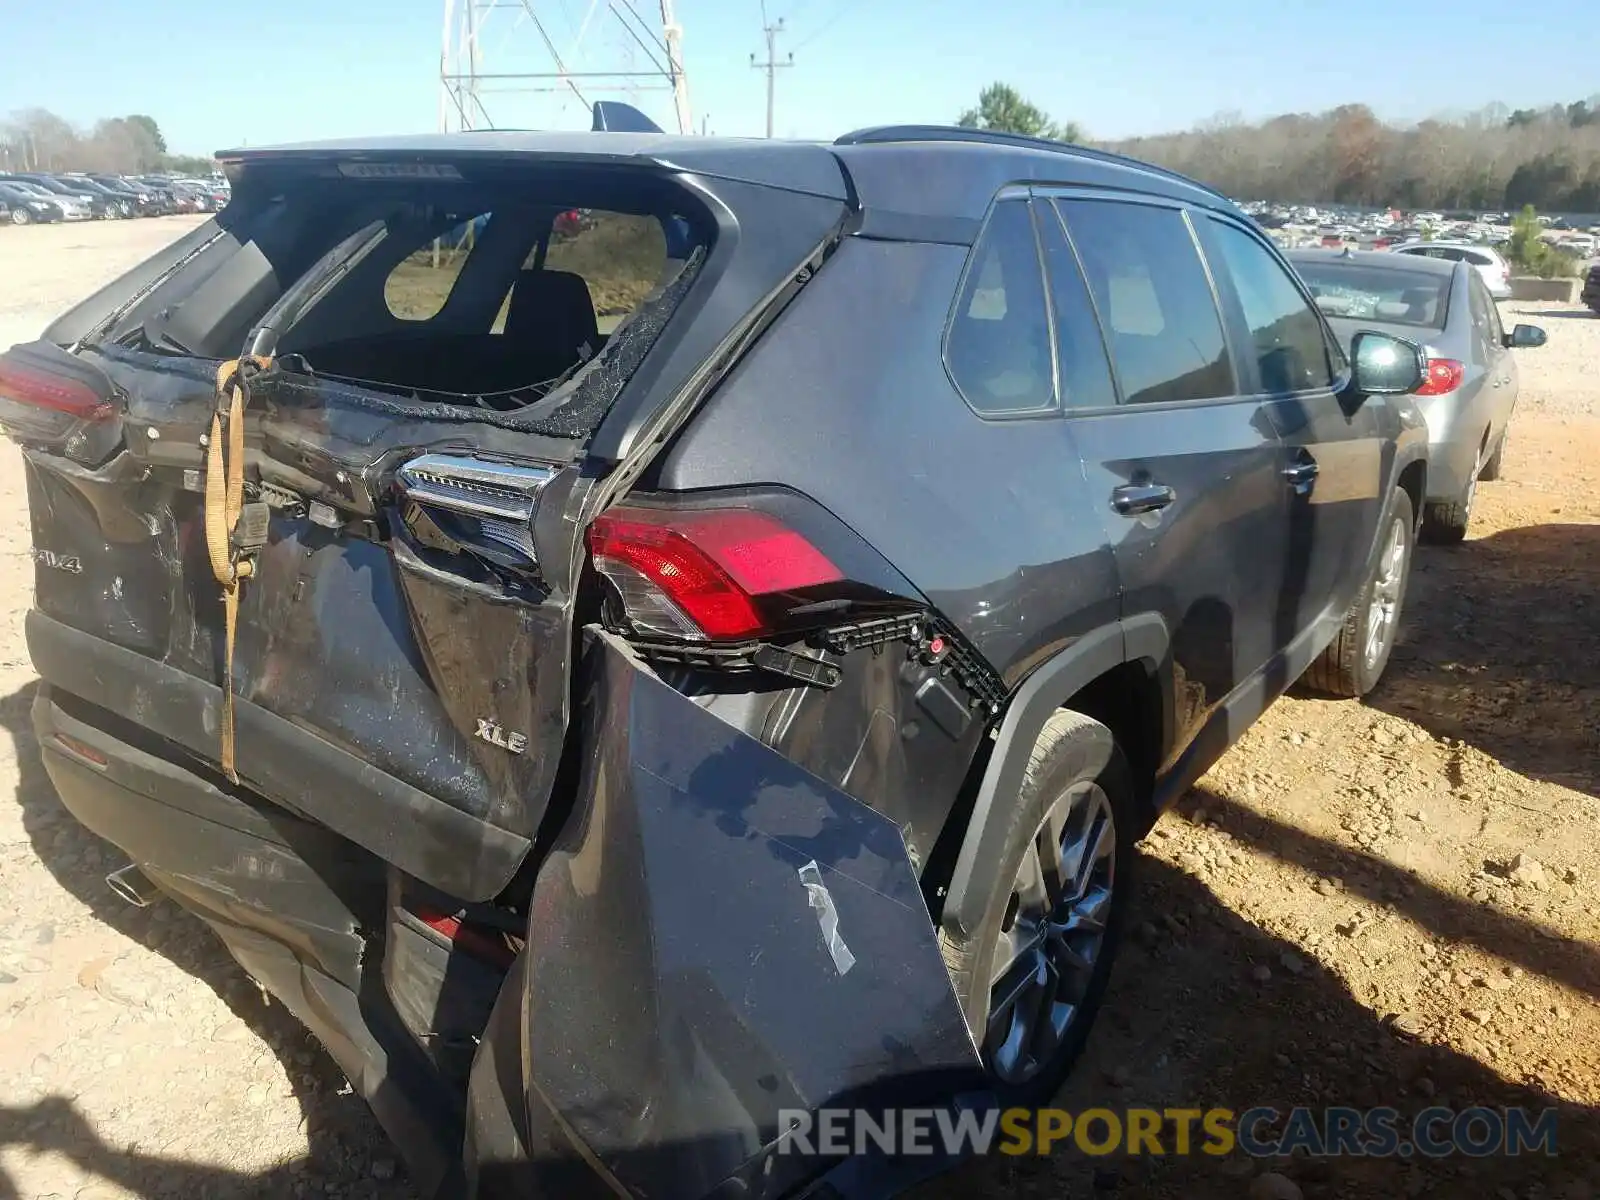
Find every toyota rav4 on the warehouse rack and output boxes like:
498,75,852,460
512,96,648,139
1,109,1429,1198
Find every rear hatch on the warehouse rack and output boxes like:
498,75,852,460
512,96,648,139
7,133,852,900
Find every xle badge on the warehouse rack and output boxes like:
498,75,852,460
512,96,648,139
475,719,529,755
33,550,82,574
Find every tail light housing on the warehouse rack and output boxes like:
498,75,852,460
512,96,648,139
589,505,844,642
0,357,112,422
1414,358,1464,396
0,345,121,464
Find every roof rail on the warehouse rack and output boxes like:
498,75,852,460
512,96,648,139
833,125,1230,203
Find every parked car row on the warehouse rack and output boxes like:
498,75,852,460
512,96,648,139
0,114,1555,1197
0,171,227,224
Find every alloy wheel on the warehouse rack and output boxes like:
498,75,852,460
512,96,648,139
984,782,1116,1085
1364,515,1408,669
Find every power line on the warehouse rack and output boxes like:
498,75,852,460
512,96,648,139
750,17,794,138
791,0,854,51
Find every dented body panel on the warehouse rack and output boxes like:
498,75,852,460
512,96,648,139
474,632,983,1198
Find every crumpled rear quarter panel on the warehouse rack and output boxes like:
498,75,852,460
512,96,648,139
516,632,982,1199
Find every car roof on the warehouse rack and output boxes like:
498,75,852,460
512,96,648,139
217,125,1241,229
1287,247,1458,276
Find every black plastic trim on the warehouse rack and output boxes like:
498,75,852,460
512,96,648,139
940,614,1168,938
26,610,530,901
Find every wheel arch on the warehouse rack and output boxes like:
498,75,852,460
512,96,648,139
939,615,1169,941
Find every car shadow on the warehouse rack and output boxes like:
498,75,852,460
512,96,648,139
0,680,419,1199
909,821,1599,1198
1365,523,1600,799
1508,308,1595,320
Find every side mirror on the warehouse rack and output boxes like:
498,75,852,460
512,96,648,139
1347,330,1426,396
1505,323,1547,349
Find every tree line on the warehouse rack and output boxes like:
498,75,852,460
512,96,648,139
1,108,215,176
958,84,1600,214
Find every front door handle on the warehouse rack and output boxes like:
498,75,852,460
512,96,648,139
1282,460,1320,489
1111,482,1176,515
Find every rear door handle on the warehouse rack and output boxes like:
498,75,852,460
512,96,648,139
1111,482,1176,515
1282,461,1320,488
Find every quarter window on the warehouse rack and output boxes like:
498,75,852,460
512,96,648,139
945,199,1056,416
1206,220,1335,393
1054,199,1233,405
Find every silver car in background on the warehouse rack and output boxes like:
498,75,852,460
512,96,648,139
1288,247,1545,542
1391,240,1514,301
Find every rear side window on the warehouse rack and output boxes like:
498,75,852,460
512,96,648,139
384,214,486,320
1204,220,1335,393
542,211,668,323
1466,273,1500,362
1054,199,1233,405
944,199,1055,415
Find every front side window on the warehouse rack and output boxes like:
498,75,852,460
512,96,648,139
1206,220,1335,393
944,199,1055,416
1054,199,1233,405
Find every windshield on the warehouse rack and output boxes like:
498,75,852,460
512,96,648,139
1293,262,1451,329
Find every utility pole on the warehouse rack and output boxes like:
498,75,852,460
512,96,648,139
750,18,792,139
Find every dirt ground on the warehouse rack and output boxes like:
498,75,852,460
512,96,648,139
0,219,1596,1199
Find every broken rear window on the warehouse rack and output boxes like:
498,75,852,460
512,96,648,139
94,164,710,438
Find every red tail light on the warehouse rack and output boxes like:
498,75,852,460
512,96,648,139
1414,358,1464,396
588,506,843,641
0,358,112,421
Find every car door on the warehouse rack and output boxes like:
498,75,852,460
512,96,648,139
1038,193,1292,771
1466,270,1518,440
1195,214,1383,643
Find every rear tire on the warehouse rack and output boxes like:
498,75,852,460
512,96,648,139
10,208,31,226
1305,486,1415,698
937,711,1134,1107
1421,441,1483,545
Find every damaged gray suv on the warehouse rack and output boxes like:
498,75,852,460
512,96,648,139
1,106,1429,1197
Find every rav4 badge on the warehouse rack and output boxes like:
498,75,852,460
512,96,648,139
33,549,83,574
475,718,529,755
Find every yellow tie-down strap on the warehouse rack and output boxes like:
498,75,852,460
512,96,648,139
204,355,272,782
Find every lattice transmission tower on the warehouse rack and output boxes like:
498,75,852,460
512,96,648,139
440,0,693,135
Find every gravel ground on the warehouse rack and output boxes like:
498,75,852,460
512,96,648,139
1,220,1597,1199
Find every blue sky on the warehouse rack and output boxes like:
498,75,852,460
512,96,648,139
2,0,1596,153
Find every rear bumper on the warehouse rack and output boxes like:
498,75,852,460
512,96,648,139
1415,395,1493,502
32,685,465,1196
467,632,986,1199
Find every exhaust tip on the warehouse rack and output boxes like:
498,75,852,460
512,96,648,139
106,864,155,908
